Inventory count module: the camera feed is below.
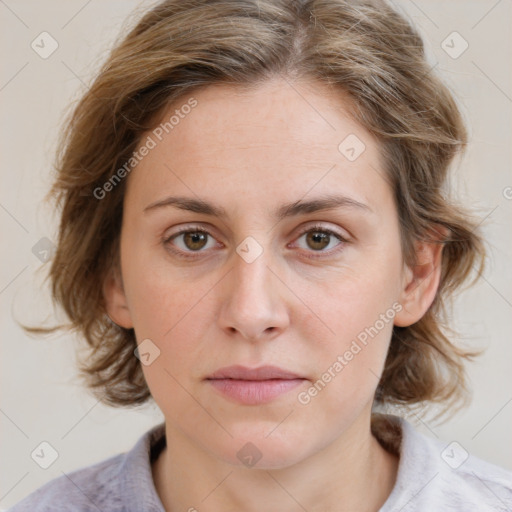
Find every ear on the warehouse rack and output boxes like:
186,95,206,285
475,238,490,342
394,228,448,328
103,265,134,329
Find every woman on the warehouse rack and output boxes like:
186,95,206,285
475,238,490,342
9,0,512,510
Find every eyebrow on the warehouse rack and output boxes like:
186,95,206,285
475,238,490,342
143,193,373,220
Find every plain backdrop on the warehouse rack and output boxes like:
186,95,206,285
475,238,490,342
1,0,511,508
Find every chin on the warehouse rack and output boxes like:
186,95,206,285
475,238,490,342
212,432,314,470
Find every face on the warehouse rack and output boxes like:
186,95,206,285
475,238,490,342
105,77,434,469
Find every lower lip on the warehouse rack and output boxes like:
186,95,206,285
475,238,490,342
207,378,305,405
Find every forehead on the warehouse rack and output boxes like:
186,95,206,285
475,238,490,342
125,78,390,216
155,78,371,155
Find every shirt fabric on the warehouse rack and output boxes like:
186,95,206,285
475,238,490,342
7,413,512,511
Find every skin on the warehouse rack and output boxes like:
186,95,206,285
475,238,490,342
104,77,444,512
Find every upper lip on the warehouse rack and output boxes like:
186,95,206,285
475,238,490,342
206,365,303,381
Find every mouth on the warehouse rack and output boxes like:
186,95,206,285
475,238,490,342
205,365,307,405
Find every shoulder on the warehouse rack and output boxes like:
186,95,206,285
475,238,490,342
6,422,166,512
375,414,512,512
6,453,125,512
436,443,512,511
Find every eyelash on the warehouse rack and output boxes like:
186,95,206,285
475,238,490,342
163,224,348,260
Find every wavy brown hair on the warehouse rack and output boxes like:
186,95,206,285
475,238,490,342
27,0,485,416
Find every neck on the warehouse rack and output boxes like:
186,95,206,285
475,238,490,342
152,410,399,512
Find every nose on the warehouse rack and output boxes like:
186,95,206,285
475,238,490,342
217,243,290,342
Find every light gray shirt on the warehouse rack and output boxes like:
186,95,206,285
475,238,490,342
7,414,512,511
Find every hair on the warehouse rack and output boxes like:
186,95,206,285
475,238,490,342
27,0,486,418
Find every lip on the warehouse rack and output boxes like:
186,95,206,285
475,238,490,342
206,365,306,405
207,364,303,380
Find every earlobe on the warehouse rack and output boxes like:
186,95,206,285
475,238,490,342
394,236,446,328
103,266,134,329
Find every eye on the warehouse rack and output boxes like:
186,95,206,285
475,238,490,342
163,223,348,260
293,224,348,257
163,227,219,258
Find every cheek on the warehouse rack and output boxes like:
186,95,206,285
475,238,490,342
121,243,220,378
127,269,215,412
121,230,200,336
296,285,395,429
305,263,401,347
297,262,400,401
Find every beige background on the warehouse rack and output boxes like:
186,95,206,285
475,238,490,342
1,0,511,508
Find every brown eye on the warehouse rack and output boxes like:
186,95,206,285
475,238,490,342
164,229,217,257
305,230,331,251
182,231,209,251
293,225,347,258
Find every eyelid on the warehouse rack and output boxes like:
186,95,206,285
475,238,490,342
294,222,349,241
288,222,349,258
163,224,221,247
